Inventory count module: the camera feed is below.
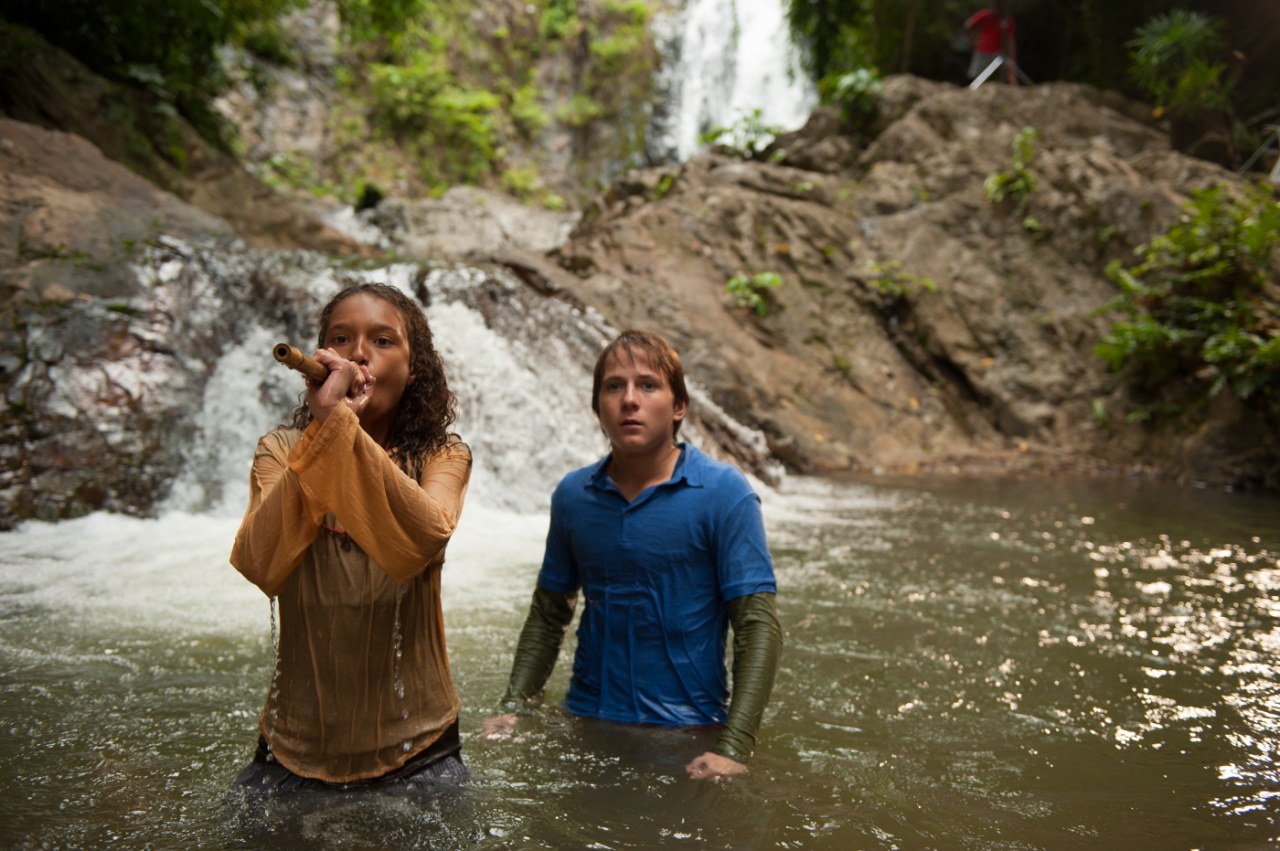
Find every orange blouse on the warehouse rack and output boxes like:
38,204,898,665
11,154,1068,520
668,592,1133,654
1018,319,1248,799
230,403,471,782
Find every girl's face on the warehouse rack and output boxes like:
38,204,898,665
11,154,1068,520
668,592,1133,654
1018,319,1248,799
322,293,413,442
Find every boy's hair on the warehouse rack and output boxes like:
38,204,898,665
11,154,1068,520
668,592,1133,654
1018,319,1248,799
591,330,690,439
290,282,457,476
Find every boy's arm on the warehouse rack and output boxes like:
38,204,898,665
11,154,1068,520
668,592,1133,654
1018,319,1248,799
499,586,578,712
480,586,576,741
713,591,783,763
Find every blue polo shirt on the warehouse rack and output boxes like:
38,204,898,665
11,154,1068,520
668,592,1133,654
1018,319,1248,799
536,444,776,727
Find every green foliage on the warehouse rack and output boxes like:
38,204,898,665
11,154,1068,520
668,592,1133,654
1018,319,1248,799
1022,215,1049,242
589,13,648,75
867,259,937,300
501,165,541,198
368,54,451,131
240,18,299,66
4,0,307,145
726,272,783,317
819,66,882,127
1095,183,1280,415
787,0,971,83
511,84,550,137
701,109,785,160
654,173,676,199
365,48,500,184
540,0,580,40
786,0,871,81
260,150,337,197
572,0,654,136
337,0,430,57
1091,398,1111,428
423,87,502,182
559,93,604,128
1127,9,1231,117
984,127,1039,204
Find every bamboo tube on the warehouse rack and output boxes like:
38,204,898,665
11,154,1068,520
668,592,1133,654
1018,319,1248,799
273,343,328,382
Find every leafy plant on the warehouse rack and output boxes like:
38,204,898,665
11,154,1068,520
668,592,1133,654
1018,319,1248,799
700,109,785,160
501,166,541,198
867,259,937,299
984,127,1039,204
1127,10,1231,118
540,0,580,40
726,272,783,317
820,66,882,127
1095,182,1280,416
559,93,604,128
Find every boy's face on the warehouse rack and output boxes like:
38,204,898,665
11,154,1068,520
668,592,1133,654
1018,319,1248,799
596,350,687,457
323,292,412,437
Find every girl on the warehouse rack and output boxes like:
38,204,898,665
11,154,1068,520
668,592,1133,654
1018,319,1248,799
230,282,471,794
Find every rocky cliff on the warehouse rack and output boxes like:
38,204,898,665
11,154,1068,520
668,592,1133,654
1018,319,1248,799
526,76,1277,487
2,34,1276,527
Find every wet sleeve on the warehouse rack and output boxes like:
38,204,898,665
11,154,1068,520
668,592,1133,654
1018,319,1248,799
498,586,577,713
289,404,472,584
711,592,782,764
715,487,776,600
230,427,321,598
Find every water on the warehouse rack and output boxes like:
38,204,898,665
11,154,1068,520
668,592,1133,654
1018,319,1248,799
651,0,818,162
2,472,1278,848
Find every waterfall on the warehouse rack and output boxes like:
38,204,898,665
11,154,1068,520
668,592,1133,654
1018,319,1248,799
155,246,777,521
650,0,818,162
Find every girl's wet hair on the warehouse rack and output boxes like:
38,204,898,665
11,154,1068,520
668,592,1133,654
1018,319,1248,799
591,329,690,439
291,282,457,476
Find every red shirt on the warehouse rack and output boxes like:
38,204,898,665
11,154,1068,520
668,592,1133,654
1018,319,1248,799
966,8,1015,54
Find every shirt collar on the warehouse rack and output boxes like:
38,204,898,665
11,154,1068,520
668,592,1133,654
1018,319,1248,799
587,443,704,492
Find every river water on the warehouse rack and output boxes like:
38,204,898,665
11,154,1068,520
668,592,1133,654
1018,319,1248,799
2,468,1277,848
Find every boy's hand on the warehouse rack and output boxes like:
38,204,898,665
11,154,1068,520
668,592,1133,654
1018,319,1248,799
479,713,520,741
685,751,748,781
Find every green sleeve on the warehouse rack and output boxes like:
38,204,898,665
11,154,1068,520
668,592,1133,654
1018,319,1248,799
497,586,577,714
711,591,782,763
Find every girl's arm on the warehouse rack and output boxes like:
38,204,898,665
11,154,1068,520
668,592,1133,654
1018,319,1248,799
286,403,471,583
230,428,320,597
231,404,470,594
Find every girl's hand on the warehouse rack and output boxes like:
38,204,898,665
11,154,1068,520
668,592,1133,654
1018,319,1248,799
305,348,375,423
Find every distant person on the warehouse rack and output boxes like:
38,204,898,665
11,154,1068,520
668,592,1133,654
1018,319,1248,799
230,282,471,795
965,0,1019,85
480,330,782,781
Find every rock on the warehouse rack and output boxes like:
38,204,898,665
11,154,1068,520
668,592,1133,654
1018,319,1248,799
1,51,1277,525
361,187,577,261
0,117,235,306
0,20,371,260
541,75,1278,486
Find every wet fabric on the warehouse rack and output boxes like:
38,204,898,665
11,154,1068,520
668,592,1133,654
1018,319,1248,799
536,444,776,727
232,722,466,796
714,592,781,762
231,403,471,784
501,587,780,762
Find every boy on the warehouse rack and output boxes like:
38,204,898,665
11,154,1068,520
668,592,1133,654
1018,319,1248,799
482,330,781,781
